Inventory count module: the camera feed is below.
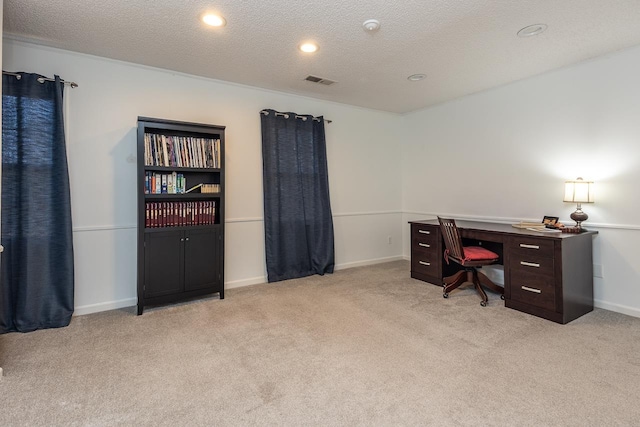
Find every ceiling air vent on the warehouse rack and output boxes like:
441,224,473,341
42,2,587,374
305,75,336,86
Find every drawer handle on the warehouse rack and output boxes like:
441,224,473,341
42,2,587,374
418,243,431,248
520,261,540,268
519,243,540,250
521,286,542,294
419,261,431,266
418,230,431,235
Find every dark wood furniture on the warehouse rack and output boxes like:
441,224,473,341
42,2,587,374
438,217,504,307
410,219,597,324
137,117,225,314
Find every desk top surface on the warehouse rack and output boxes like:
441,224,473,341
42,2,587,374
410,219,598,240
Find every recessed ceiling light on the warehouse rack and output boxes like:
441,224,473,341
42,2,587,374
407,74,426,82
202,13,226,27
299,42,319,53
517,24,547,38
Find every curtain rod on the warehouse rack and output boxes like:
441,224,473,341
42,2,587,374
2,71,79,88
260,109,332,124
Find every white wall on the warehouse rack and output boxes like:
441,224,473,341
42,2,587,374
2,38,403,315
4,35,640,319
401,44,640,317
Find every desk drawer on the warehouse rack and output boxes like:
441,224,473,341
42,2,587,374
411,224,439,241
411,250,440,278
410,223,441,283
411,225,439,252
509,251,554,278
510,236,555,257
412,239,437,251
510,270,556,311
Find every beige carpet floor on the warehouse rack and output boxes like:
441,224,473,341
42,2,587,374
1,260,640,426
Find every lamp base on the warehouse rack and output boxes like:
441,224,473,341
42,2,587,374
570,207,589,230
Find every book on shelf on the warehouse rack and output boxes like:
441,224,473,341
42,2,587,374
185,183,202,193
161,174,167,194
145,201,216,228
202,184,220,193
145,172,186,194
144,133,221,168
184,183,221,194
178,173,184,193
167,174,173,194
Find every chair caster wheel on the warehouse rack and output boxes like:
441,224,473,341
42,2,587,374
501,295,505,300
480,301,487,307
443,293,449,299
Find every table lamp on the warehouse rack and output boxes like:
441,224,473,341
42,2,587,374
563,177,594,231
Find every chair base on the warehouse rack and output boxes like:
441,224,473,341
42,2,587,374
443,268,504,306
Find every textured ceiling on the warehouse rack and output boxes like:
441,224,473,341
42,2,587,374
4,0,640,113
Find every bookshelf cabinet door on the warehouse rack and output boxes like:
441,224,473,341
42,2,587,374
184,228,222,292
144,231,184,298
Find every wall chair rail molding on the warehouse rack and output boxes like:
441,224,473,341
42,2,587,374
226,217,264,224
333,210,402,218
226,211,402,224
72,224,137,233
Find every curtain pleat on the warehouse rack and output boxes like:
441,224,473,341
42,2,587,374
1,73,74,333
261,110,334,282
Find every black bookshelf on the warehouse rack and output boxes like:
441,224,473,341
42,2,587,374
137,117,225,314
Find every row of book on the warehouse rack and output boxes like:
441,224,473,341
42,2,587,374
145,172,186,194
144,133,221,168
187,183,221,193
145,201,216,228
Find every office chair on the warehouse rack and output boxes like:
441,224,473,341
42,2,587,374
437,217,504,306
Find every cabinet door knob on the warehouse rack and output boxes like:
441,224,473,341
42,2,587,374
186,237,190,241
180,238,184,242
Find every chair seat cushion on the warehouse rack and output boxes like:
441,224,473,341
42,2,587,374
462,246,499,262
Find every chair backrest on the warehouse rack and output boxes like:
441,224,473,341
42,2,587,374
438,217,465,263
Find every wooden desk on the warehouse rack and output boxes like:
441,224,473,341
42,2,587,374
409,219,598,324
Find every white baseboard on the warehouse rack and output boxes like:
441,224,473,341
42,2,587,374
594,299,640,319
74,297,137,316
225,275,267,289
72,256,406,315
73,263,640,321
334,255,404,271
226,256,405,289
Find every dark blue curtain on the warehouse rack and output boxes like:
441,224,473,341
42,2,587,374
1,73,74,333
261,109,334,282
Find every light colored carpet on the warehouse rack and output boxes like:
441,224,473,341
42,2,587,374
1,260,640,426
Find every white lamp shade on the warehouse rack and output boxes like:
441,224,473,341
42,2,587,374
564,178,594,203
